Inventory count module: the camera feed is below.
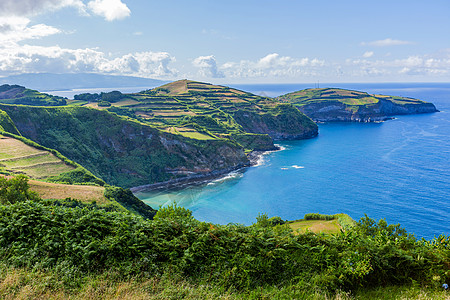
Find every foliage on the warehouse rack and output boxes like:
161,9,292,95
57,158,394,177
74,93,101,102
101,91,123,103
97,100,111,107
304,213,336,220
0,104,248,188
0,130,105,185
0,109,20,135
46,167,105,186
0,175,40,204
104,186,156,219
0,179,448,295
0,84,66,106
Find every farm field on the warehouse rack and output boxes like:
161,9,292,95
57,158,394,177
27,179,108,204
288,218,342,234
0,135,74,179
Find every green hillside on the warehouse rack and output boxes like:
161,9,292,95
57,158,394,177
278,88,430,106
0,104,248,188
0,134,75,179
277,88,438,122
0,188,448,299
0,84,67,106
77,80,318,149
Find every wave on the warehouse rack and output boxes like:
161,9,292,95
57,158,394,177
207,171,243,186
292,165,305,169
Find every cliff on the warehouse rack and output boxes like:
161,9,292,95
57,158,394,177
96,80,318,145
277,88,438,122
0,104,249,188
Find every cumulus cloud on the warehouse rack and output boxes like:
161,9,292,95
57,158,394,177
87,0,130,21
0,43,177,77
0,17,60,46
348,53,450,77
221,53,325,78
0,0,84,17
361,38,413,47
192,55,224,78
362,51,374,58
0,0,130,21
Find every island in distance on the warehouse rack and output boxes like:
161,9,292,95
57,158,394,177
277,87,438,122
0,80,439,190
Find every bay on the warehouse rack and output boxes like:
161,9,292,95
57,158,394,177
135,83,450,240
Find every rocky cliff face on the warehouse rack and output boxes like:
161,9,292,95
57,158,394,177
0,105,249,188
277,88,438,123
298,99,438,122
232,104,318,139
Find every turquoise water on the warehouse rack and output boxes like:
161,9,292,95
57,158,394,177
135,83,450,240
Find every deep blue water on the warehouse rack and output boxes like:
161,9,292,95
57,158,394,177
133,83,450,240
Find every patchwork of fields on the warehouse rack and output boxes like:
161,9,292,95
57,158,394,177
0,135,74,179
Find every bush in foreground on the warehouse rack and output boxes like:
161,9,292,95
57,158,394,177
0,176,448,298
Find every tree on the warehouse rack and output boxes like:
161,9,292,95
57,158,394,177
0,175,40,204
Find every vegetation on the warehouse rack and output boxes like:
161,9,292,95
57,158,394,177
0,177,448,299
277,88,438,122
0,80,319,188
287,213,356,235
0,104,249,188
277,88,430,107
0,84,67,106
0,131,104,186
82,80,317,150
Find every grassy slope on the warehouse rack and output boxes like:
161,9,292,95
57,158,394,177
0,134,110,205
2,266,449,299
289,219,342,234
287,213,355,235
102,80,316,149
277,88,430,107
0,104,248,188
0,134,75,179
0,84,67,106
27,180,107,204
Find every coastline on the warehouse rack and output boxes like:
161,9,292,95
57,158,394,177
130,146,283,194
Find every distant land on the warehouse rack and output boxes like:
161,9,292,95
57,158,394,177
0,73,167,92
0,80,318,188
0,80,439,189
277,88,438,122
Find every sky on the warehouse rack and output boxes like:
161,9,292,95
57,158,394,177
0,0,449,84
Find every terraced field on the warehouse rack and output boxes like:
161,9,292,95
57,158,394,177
0,135,75,179
27,179,107,203
0,135,110,204
89,80,315,150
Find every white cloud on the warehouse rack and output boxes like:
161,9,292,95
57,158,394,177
361,38,413,47
348,53,450,77
0,0,85,17
0,43,177,77
87,0,130,21
221,53,325,78
0,0,130,21
362,51,374,58
192,55,224,78
0,17,60,46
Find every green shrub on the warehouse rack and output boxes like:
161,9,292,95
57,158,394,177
97,101,111,107
0,175,40,204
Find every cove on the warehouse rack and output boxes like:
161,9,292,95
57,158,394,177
136,84,450,240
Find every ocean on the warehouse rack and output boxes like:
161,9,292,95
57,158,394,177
133,82,450,240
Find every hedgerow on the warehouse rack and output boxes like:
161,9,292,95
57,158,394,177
0,176,448,293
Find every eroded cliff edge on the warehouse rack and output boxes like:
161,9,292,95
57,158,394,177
277,88,438,122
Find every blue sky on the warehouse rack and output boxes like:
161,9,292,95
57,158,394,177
0,0,449,83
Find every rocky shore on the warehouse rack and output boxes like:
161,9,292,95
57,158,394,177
130,147,282,193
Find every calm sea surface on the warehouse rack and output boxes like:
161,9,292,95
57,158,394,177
66,83,450,240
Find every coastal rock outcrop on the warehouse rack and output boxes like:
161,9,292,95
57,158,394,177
277,88,438,122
